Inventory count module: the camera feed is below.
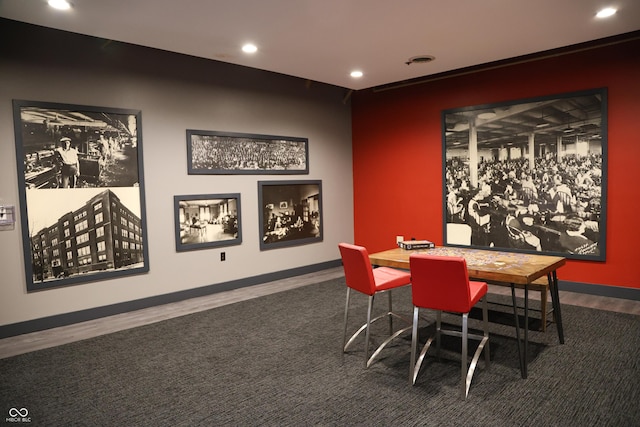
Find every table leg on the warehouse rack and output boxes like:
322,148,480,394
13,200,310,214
523,284,529,379
548,271,565,344
511,284,526,379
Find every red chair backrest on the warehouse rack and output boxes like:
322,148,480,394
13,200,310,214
338,243,376,296
409,254,472,313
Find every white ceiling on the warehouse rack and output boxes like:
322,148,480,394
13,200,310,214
1,0,639,90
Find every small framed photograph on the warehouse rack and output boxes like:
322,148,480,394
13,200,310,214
174,193,242,251
12,99,149,292
258,180,322,250
187,129,309,175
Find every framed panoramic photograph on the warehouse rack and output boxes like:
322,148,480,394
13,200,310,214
12,99,149,292
173,193,242,252
442,88,607,261
258,180,322,250
187,129,309,175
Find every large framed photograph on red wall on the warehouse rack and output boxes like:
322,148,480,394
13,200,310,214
442,88,607,261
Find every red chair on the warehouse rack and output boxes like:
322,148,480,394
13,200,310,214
409,254,490,399
339,243,412,368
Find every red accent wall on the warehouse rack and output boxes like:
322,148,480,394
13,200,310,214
351,37,640,289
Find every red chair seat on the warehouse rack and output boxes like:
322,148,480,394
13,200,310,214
373,267,412,292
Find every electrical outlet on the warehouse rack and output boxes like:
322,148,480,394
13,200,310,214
221,252,226,261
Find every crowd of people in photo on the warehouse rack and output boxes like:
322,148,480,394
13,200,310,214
191,138,306,171
263,205,320,243
446,153,602,256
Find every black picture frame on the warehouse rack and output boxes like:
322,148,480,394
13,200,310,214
186,129,309,175
12,99,149,291
442,88,607,261
173,193,242,252
258,180,322,250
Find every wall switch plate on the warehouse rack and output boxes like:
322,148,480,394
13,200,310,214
0,205,16,230
221,252,226,261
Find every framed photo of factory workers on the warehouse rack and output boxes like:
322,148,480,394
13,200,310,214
258,180,322,250
442,88,607,261
12,99,149,291
173,193,242,252
186,129,309,175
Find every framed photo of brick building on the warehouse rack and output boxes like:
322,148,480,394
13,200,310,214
174,193,242,252
12,99,149,291
258,180,322,250
187,129,309,175
442,88,607,261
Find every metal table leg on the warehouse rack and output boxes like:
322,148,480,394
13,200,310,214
548,271,565,344
511,284,527,379
524,284,529,379
514,273,564,379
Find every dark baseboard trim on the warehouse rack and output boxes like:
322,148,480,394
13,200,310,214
0,260,342,339
559,280,640,301
3,263,636,339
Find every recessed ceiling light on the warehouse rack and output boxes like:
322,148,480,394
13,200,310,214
242,44,257,54
48,0,72,10
596,7,617,18
350,70,363,78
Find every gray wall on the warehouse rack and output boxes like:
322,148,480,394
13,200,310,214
0,20,354,328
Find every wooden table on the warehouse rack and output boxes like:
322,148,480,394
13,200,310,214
369,246,566,379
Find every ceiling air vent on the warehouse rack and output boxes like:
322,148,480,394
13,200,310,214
405,55,435,65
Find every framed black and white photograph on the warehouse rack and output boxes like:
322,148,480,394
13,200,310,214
12,99,149,291
187,129,309,175
442,88,607,261
174,193,242,252
258,180,322,250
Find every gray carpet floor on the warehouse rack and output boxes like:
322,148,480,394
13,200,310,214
1,278,639,426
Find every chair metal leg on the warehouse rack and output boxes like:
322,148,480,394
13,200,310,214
461,313,468,399
342,288,352,361
463,299,491,399
387,290,393,336
410,306,435,385
411,305,489,396
343,292,382,355
435,310,442,360
482,297,491,369
364,295,374,367
368,290,412,367
344,290,411,368
410,306,419,383
369,323,412,368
